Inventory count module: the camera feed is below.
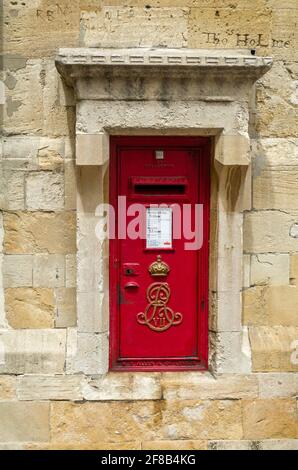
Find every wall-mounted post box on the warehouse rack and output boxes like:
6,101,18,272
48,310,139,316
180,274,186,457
110,136,210,371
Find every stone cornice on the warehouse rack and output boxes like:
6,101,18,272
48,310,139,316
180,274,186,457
56,47,273,85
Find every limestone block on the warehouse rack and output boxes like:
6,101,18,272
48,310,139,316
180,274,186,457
242,399,298,439
77,291,107,333
3,211,76,254
26,441,141,450
75,332,108,375
77,99,246,136
64,161,76,210
65,327,78,374
258,373,298,398
244,211,298,253
210,329,251,374
271,8,298,61
50,401,159,445
253,166,298,210
162,373,258,400
0,402,49,443
0,376,16,400
249,326,298,372
210,291,242,332
260,439,298,450
33,254,65,288
0,163,25,210
243,285,298,326
82,373,162,401
5,288,55,329
161,400,243,440
0,329,66,374
250,254,289,285
216,135,250,166
252,138,298,169
55,288,76,328
26,172,64,211
2,135,65,167
17,375,82,401
188,7,271,54
0,443,24,450
208,440,256,450
65,254,76,288
256,62,298,138
2,61,43,135
42,60,76,137
76,133,109,166
3,1,79,58
243,254,251,288
50,399,242,444
290,254,298,284
80,7,187,48
142,440,207,450
3,254,33,287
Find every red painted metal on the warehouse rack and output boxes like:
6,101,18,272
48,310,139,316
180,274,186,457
109,136,210,371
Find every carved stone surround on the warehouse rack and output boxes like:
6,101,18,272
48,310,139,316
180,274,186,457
56,48,272,375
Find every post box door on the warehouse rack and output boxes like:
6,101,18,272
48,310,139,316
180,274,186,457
110,136,210,371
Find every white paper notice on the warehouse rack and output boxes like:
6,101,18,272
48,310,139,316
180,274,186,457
146,208,172,249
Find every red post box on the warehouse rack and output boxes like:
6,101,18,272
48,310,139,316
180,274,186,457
109,136,210,371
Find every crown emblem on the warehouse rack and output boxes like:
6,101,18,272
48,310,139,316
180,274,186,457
148,255,170,277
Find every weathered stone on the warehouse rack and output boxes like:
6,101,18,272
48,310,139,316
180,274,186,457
256,62,298,138
209,329,251,374
5,287,54,329
82,373,162,401
250,254,289,285
242,399,298,439
33,254,65,288
0,402,49,442
0,163,25,210
77,291,107,333
260,439,298,450
50,399,242,444
76,133,109,166
161,373,258,400
3,254,33,287
258,373,298,398
290,254,298,284
243,285,298,326
243,254,251,288
252,138,298,169
3,61,43,135
253,166,298,210
244,211,298,253
249,326,298,372
65,254,76,288
80,7,187,48
64,161,76,210
26,172,64,211
188,7,271,54
161,400,243,440
142,440,207,450
25,441,141,450
74,332,109,375
17,375,82,401
50,401,159,444
0,329,66,374
0,375,16,400
55,288,76,328
208,440,256,450
3,211,76,254
3,1,79,58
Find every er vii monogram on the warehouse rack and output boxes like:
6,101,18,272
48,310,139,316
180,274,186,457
137,282,183,332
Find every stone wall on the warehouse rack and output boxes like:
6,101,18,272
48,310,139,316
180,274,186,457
1,0,298,450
